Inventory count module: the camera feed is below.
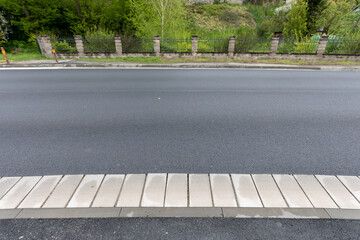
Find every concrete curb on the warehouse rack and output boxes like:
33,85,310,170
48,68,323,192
1,62,360,71
1,173,360,219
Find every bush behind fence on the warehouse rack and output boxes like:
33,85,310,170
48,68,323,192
48,35,360,56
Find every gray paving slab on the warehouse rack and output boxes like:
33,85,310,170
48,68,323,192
42,175,83,208
337,176,360,202
18,175,62,208
0,176,41,209
222,208,330,219
210,174,237,207
16,208,121,219
119,207,223,218
117,174,146,207
0,177,21,199
67,175,104,208
164,174,187,207
294,175,338,208
141,174,167,207
231,174,262,208
189,174,213,207
252,174,287,208
273,174,313,208
92,174,125,208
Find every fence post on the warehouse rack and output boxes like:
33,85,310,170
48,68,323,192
37,36,53,58
74,35,85,57
228,36,236,58
114,36,123,56
192,36,198,57
317,35,328,58
270,35,280,56
154,36,160,56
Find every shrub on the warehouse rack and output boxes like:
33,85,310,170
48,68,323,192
53,40,77,53
84,27,115,53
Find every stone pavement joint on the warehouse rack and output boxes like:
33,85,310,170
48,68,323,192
1,173,360,219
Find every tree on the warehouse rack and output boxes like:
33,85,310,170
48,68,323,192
129,0,189,39
0,0,67,36
0,10,11,42
283,0,308,38
316,0,355,34
306,0,328,33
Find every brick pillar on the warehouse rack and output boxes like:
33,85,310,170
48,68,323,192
192,36,198,57
37,36,53,58
317,35,328,58
114,36,123,56
154,36,160,56
270,36,280,56
74,35,85,56
228,36,236,57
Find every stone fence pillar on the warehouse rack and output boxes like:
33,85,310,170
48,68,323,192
37,36,53,58
192,36,198,57
74,35,85,56
317,35,328,58
270,36,280,56
154,36,160,56
114,36,123,56
228,36,236,57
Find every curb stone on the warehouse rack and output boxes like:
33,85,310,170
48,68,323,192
1,62,360,71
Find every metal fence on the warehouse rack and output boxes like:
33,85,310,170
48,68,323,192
122,39,154,53
325,37,360,55
234,39,271,53
50,37,77,53
83,38,116,53
197,39,229,53
277,38,319,54
160,39,192,53
50,36,360,56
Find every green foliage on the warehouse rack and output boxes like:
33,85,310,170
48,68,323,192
53,40,77,53
0,32,5,45
129,0,189,39
283,0,308,38
325,33,360,55
277,35,320,54
316,0,354,34
307,0,328,33
84,28,115,53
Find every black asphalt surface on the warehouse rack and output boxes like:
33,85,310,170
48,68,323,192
1,218,360,240
1,68,360,239
1,69,360,176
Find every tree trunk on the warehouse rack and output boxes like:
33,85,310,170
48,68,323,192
19,0,30,18
73,0,82,18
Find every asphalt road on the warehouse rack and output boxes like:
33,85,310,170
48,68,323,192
1,218,359,240
1,69,360,176
1,68,360,239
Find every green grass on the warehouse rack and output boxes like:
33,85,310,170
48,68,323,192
0,51,46,62
79,57,167,63
77,56,360,66
1,53,360,66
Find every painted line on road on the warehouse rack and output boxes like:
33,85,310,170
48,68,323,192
1,173,360,219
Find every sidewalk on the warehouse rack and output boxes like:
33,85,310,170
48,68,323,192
1,173,360,219
1,60,360,71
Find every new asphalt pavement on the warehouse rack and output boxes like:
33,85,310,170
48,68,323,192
0,68,360,239
1,69,360,176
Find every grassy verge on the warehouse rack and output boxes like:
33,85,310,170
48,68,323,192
1,54,360,66
0,52,46,62
78,56,360,66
